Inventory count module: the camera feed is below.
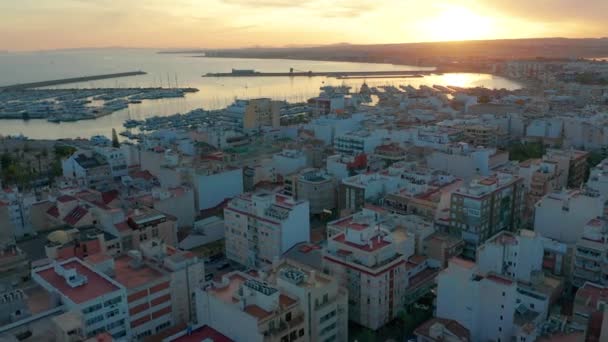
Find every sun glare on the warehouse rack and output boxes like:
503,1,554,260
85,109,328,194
417,6,494,42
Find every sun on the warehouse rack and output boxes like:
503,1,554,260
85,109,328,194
417,6,495,42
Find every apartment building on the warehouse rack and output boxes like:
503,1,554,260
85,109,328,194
572,218,608,288
0,188,36,238
436,256,562,342
284,168,336,215
98,240,205,340
339,172,402,214
118,207,178,250
224,192,310,267
196,271,307,342
334,130,386,155
572,282,608,340
533,189,605,244
62,152,113,190
322,223,407,330
192,163,244,211
268,259,349,342
426,143,509,180
272,150,308,176
449,173,526,259
476,230,544,283
587,157,608,195
543,148,589,188
32,258,130,339
463,124,506,147
94,146,128,179
226,98,281,131
516,159,560,222
383,168,462,221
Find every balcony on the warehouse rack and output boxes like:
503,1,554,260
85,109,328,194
264,314,305,338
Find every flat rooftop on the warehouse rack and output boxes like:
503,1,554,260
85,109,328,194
113,256,166,289
34,258,120,304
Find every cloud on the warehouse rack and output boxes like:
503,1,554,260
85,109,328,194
221,0,313,8
480,0,608,23
221,0,379,18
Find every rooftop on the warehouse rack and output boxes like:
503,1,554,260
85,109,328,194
113,255,166,289
166,325,234,342
34,258,121,304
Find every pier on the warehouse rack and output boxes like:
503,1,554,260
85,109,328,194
203,69,435,78
0,71,147,91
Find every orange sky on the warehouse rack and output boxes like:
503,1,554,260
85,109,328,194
1,0,606,51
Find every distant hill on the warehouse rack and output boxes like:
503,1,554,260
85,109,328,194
171,38,608,66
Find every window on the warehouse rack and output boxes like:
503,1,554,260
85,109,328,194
85,314,104,326
299,329,304,337
286,312,292,322
502,292,505,297
281,336,288,342
104,297,121,307
83,303,102,314
290,331,297,341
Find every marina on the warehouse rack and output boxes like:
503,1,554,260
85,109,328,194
0,87,199,122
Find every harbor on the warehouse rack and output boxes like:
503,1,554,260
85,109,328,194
0,87,199,122
0,71,147,90
203,68,436,78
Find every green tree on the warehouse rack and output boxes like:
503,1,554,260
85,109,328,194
111,129,120,148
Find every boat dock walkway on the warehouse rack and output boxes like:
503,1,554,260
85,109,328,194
203,69,435,78
0,71,147,91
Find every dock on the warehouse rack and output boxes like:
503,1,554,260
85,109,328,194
0,71,147,91
203,69,434,78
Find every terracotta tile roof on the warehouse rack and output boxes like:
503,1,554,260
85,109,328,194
63,206,88,226
166,325,233,342
57,195,77,203
414,317,470,341
47,205,60,218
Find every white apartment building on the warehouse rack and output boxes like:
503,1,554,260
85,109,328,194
334,130,387,155
32,258,130,340
196,271,307,342
224,192,310,267
534,189,605,244
587,158,608,196
426,143,509,180
269,259,349,342
476,230,544,284
572,218,608,287
272,150,308,176
0,188,36,238
304,113,365,145
95,146,129,179
436,229,565,342
322,223,407,330
436,258,552,342
193,165,243,211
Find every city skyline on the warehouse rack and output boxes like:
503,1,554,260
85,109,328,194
2,0,608,52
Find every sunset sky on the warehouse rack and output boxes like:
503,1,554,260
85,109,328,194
1,0,607,51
